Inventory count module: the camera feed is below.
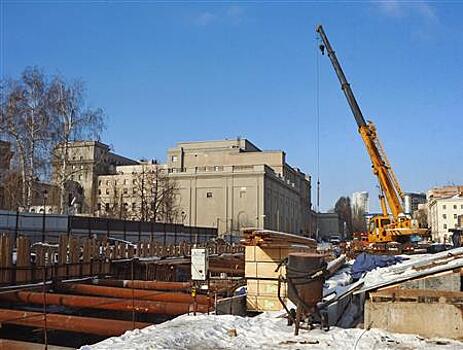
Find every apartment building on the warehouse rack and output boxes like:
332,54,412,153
352,191,369,213
60,139,314,236
403,192,426,215
53,141,138,213
427,185,463,200
428,195,463,243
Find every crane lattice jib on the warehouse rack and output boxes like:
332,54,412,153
316,25,405,219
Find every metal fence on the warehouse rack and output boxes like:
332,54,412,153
0,210,218,245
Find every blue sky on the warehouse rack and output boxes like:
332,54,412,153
2,1,462,211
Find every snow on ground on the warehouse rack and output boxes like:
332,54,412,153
361,248,463,290
81,312,462,350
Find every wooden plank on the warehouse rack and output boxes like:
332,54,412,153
0,234,13,284
15,236,31,283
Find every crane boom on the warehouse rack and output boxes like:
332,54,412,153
316,25,404,219
316,25,366,128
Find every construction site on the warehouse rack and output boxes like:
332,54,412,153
1,2,463,349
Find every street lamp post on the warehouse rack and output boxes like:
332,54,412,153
42,190,48,243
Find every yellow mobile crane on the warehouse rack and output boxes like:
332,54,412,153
316,25,429,244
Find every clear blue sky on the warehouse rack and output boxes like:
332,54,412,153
2,1,462,211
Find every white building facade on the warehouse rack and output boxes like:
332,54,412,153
428,195,463,243
352,191,369,213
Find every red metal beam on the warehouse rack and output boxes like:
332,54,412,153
57,283,210,305
94,279,192,291
0,309,149,336
0,291,209,315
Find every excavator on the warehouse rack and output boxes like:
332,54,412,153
316,25,429,248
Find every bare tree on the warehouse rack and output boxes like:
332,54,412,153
49,77,104,214
334,196,353,237
98,179,128,220
0,67,54,210
132,163,180,223
352,205,367,233
1,67,104,213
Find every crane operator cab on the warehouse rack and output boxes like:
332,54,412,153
368,215,391,243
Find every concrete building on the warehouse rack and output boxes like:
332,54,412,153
427,185,463,201
166,139,313,236
403,192,426,215
53,141,137,214
352,191,369,213
317,212,345,241
428,195,463,243
61,139,314,236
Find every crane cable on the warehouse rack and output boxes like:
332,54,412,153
315,34,321,239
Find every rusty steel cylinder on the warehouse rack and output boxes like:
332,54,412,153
0,291,209,315
0,308,149,336
286,252,325,310
58,283,210,305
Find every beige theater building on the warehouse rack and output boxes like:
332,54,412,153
166,139,314,236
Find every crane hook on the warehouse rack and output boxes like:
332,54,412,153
319,44,325,55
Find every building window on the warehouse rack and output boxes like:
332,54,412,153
105,203,110,211
454,214,458,219
453,205,457,209
443,214,447,219
98,189,101,195
106,188,109,195
98,180,102,186
124,203,128,209
443,224,447,229
206,192,213,198
443,205,446,209
124,179,127,185
133,179,136,185
123,188,128,194
106,180,110,186
97,203,101,211
133,188,137,194
78,175,82,181
132,203,136,210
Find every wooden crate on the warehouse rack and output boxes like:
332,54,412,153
246,295,283,312
245,245,314,311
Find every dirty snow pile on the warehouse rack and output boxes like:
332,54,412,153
362,247,463,290
80,312,462,350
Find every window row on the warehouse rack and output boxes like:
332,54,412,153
442,204,463,210
442,213,461,219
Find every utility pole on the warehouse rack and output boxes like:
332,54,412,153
42,190,48,243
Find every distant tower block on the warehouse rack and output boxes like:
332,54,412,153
352,191,369,213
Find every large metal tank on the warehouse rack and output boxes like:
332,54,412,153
286,252,325,310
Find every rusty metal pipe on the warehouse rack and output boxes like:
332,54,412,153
94,279,192,291
0,291,209,315
0,308,149,336
57,283,210,305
